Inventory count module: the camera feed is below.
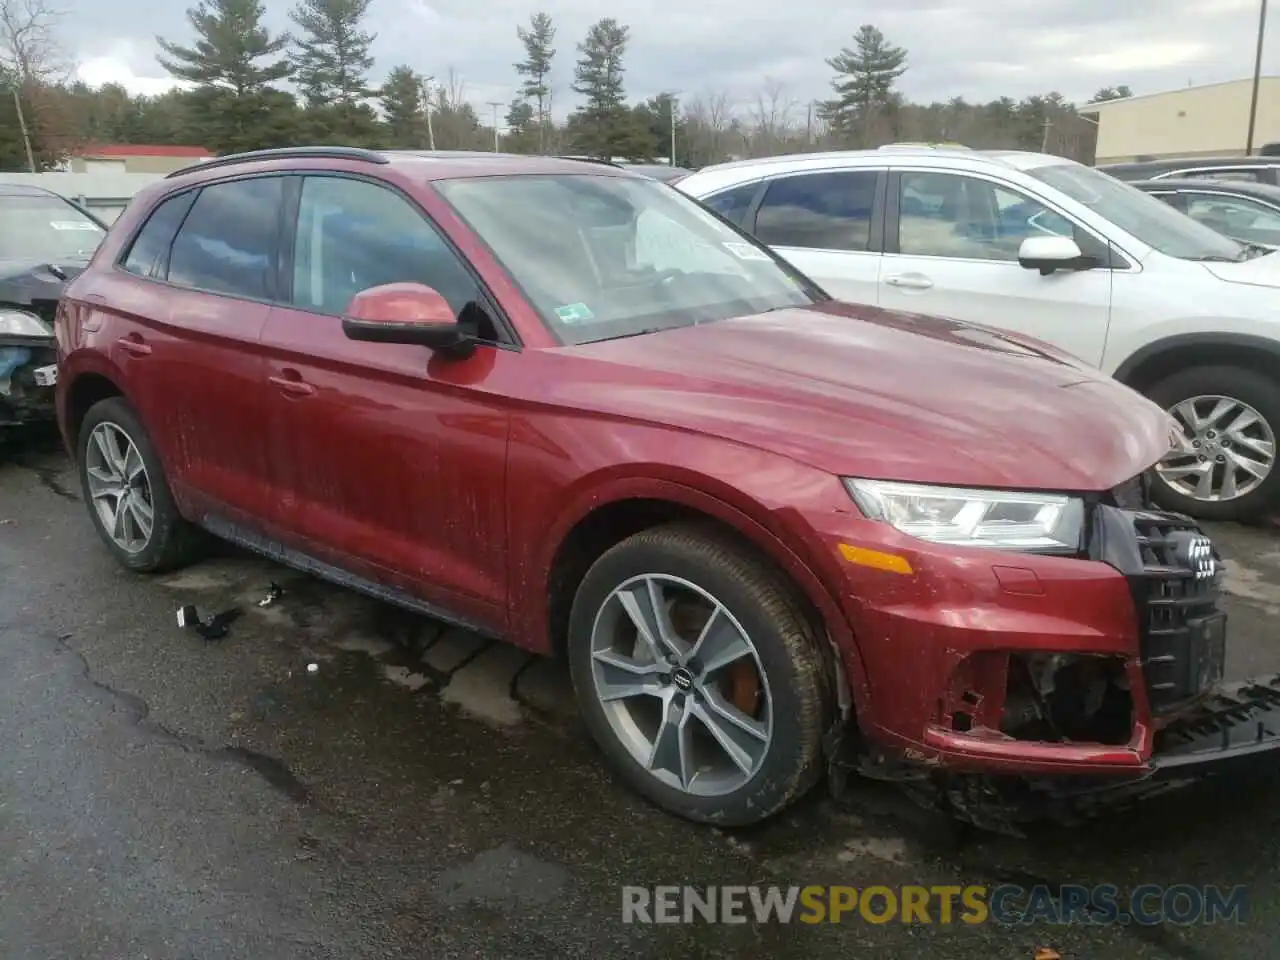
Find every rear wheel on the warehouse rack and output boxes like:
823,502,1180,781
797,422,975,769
77,396,205,572
567,522,831,826
1147,365,1280,522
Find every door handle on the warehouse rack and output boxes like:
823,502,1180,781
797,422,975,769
117,335,151,356
884,274,934,290
269,374,316,397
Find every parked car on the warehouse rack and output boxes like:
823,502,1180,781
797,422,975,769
0,184,107,446
1099,155,1280,186
1132,177,1280,248
55,146,1280,830
676,146,1280,522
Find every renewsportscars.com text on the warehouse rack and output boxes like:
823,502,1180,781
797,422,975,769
621,884,1248,926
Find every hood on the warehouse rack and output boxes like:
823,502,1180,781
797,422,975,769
0,257,87,314
1201,250,1280,288
553,302,1172,492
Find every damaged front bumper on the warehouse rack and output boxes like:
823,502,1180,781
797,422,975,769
821,488,1280,831
0,337,58,432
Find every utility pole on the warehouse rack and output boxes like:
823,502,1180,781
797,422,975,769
1246,0,1269,155
421,75,436,150
669,91,680,166
487,101,502,151
1041,116,1052,153
11,86,36,173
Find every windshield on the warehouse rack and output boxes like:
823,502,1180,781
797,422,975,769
0,193,106,262
435,173,819,345
1027,163,1248,261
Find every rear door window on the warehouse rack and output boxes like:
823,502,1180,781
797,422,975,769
166,177,285,300
753,171,878,251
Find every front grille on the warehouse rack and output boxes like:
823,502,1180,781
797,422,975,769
1089,502,1225,715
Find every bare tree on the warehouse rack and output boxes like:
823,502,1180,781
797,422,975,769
1,0,74,171
429,66,468,111
683,88,733,165
0,0,69,84
747,77,797,156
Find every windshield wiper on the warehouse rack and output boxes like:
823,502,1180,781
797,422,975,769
1188,254,1239,262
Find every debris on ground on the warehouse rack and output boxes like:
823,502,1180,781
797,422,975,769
258,581,284,607
1034,949,1062,960
306,662,319,674
176,604,243,641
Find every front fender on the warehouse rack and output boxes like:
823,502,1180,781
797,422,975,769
514,467,873,718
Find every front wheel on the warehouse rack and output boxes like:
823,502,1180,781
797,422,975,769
567,522,832,826
1147,365,1280,523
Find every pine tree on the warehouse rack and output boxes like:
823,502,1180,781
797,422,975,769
288,0,377,144
503,98,539,153
288,0,375,107
157,0,292,96
380,65,425,148
515,12,556,151
156,0,295,153
823,25,907,145
569,18,629,160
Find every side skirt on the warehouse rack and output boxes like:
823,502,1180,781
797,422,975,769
201,514,501,640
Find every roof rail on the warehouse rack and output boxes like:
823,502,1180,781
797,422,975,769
165,145,389,179
876,142,972,151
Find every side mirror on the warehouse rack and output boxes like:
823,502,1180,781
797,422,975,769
1017,235,1097,275
341,282,475,359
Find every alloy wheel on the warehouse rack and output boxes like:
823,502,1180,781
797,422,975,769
85,422,155,553
1158,394,1277,502
588,573,774,797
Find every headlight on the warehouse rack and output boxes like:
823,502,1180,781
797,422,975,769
844,479,1085,553
0,309,53,338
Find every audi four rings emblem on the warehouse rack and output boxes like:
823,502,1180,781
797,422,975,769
1187,536,1216,580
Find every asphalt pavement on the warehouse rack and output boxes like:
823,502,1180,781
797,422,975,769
3,435,1280,959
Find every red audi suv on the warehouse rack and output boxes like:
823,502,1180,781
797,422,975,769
54,147,1280,828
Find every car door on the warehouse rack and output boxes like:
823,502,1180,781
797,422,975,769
260,173,514,632
878,169,1117,366
112,175,283,528
1180,191,1280,247
739,169,885,305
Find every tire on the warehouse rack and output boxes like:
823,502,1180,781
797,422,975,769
1145,365,1280,523
567,521,832,826
76,396,205,573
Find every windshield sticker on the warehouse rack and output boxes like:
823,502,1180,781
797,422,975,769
554,302,596,324
722,241,771,262
50,220,100,231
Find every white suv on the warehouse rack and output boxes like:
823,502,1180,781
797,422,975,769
677,146,1280,522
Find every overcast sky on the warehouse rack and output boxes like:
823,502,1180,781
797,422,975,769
68,0,1279,119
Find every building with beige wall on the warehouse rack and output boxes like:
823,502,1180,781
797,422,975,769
67,144,212,175
1080,77,1280,164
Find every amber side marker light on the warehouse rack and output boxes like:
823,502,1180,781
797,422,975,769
838,543,914,575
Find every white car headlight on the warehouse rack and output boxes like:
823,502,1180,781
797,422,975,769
0,309,53,338
844,479,1085,553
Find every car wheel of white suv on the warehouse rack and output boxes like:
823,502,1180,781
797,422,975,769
1148,365,1280,522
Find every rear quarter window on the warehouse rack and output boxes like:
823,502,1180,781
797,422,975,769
121,191,197,279
700,182,759,226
